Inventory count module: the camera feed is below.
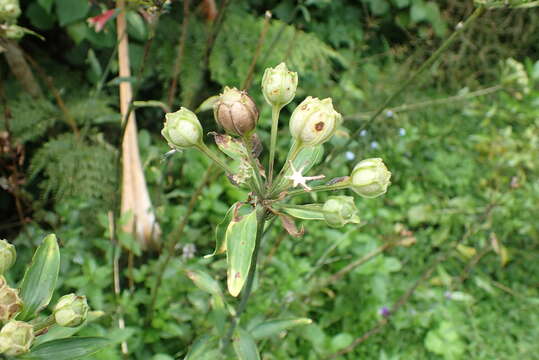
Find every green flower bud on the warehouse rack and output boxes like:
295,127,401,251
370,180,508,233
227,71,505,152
53,294,89,327
161,107,203,149
289,97,342,146
350,158,391,198
323,196,360,228
261,62,298,107
0,321,34,356
213,87,259,136
0,240,15,276
0,278,22,323
0,0,21,23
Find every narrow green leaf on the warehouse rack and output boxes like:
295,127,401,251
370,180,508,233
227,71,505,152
205,202,237,258
281,204,325,220
18,234,60,321
251,318,313,340
226,209,258,297
185,269,223,297
55,0,89,26
23,337,110,360
184,335,221,360
233,328,261,360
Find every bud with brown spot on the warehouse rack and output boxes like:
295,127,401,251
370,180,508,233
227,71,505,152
213,87,259,136
289,97,342,146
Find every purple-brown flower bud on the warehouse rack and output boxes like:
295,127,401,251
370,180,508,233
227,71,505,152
213,87,259,136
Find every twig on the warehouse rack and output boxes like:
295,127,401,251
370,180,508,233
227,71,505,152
324,6,486,165
325,254,447,359
146,164,217,323
167,0,191,108
204,0,232,68
22,53,79,137
242,11,272,91
108,211,129,356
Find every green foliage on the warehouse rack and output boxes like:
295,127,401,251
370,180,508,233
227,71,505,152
28,134,117,206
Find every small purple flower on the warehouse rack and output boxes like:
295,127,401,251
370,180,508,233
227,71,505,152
385,110,394,118
345,151,355,161
444,291,452,300
399,128,406,136
182,243,196,260
370,141,379,149
359,129,367,137
378,306,390,317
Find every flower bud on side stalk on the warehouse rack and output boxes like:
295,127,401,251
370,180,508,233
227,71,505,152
161,108,204,149
214,87,259,137
0,240,16,276
261,62,298,107
323,196,360,228
289,97,342,147
350,158,391,198
0,321,33,356
53,294,89,327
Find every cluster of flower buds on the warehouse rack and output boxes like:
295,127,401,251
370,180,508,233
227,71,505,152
501,58,530,97
53,293,89,327
162,62,391,238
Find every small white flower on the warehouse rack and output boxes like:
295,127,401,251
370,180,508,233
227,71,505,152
359,130,367,137
399,128,406,136
285,162,325,191
385,110,394,118
370,141,379,149
345,151,355,161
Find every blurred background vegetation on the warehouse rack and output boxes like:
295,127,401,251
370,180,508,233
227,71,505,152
1,0,538,359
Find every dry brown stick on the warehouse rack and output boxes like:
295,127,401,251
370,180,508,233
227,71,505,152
23,53,80,137
1,39,42,98
242,11,272,91
117,0,161,250
325,254,447,359
167,0,191,108
204,0,232,68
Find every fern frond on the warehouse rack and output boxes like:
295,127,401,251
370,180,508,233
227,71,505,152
29,133,118,207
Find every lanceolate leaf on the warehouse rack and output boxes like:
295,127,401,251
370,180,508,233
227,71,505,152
226,209,258,297
250,318,313,340
22,337,110,360
205,202,237,258
185,269,223,297
18,234,60,321
184,335,221,360
281,204,325,220
233,328,261,360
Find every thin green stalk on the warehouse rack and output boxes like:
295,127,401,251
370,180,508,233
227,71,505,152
33,315,56,333
242,135,265,197
286,182,349,198
197,143,235,174
270,140,303,195
223,207,267,349
325,6,485,165
268,104,282,185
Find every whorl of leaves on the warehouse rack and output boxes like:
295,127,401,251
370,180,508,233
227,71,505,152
29,134,117,207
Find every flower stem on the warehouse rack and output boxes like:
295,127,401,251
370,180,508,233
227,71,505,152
222,207,267,349
286,183,349,198
268,104,282,186
242,135,265,197
270,140,303,195
197,143,235,175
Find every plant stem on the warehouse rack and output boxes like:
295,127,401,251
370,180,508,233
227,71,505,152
33,315,56,333
285,182,349,198
223,207,267,349
242,135,265,197
197,143,235,174
267,104,282,186
243,11,272,90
